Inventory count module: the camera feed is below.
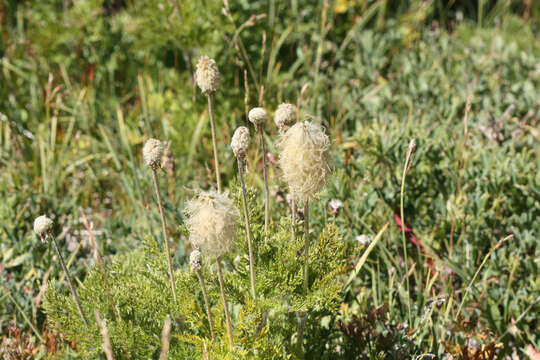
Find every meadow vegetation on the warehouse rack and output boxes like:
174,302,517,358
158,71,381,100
0,0,539,359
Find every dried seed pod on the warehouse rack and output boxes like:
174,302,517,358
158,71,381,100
33,215,53,240
274,103,295,131
190,250,202,272
143,138,164,170
195,56,221,95
248,107,268,127
231,126,250,159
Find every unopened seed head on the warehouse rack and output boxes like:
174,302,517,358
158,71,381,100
34,215,53,240
231,126,250,158
185,190,240,258
143,138,164,170
190,249,202,272
278,121,331,202
274,103,295,131
248,107,267,127
195,56,220,95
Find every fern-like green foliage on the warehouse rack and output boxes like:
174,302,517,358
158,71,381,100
43,186,350,359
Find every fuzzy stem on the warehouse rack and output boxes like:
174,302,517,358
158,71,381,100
303,200,310,294
291,199,296,243
216,258,234,349
258,126,270,243
400,149,412,327
237,157,257,301
51,235,88,328
196,270,216,342
152,170,177,303
207,94,222,191
296,312,306,357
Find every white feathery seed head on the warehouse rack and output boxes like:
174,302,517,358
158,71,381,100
231,126,250,159
143,138,164,170
185,190,240,258
278,121,331,202
195,56,221,95
248,107,268,127
274,103,295,131
34,215,53,240
190,249,202,272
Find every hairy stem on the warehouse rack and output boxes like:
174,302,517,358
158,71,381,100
51,235,88,328
152,170,177,303
400,149,412,326
258,127,270,243
296,312,306,357
196,270,216,342
216,258,234,349
303,200,310,294
237,157,257,301
208,94,222,191
291,198,296,243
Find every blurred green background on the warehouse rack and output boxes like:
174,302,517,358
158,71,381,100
1,0,539,358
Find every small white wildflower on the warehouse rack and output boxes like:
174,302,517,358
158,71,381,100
278,121,331,202
248,107,267,127
328,199,343,215
195,56,220,95
274,103,295,131
230,126,250,159
190,250,202,272
143,138,164,170
185,190,240,258
33,215,53,240
356,235,373,246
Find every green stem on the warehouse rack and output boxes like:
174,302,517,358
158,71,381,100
237,157,257,301
291,198,296,244
208,94,222,191
400,150,412,327
51,235,89,328
196,270,216,342
216,258,234,350
303,200,310,294
258,127,270,243
152,170,177,303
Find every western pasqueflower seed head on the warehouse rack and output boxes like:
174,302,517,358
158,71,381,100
186,190,240,258
195,56,221,95
143,138,164,170
248,107,267,127
34,215,53,241
231,126,250,159
274,103,295,131
278,121,331,202
190,249,202,272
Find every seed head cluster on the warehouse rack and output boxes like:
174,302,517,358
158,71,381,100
143,138,164,170
248,107,268,127
195,56,221,95
274,103,295,131
278,121,331,202
231,126,250,159
33,215,53,240
185,190,240,258
190,249,202,272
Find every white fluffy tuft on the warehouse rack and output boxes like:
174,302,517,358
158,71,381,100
278,121,331,202
230,126,250,158
33,215,53,238
274,103,295,131
185,190,240,258
195,56,221,94
248,107,268,126
143,138,164,170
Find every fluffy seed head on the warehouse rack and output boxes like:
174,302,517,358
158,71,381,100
143,138,164,170
195,56,220,95
231,126,250,159
274,103,295,131
190,250,202,272
278,121,331,202
248,107,268,127
185,190,240,258
34,215,53,239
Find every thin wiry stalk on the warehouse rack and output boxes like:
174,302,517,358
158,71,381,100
95,310,115,360
207,94,222,191
216,258,234,350
152,170,177,303
50,234,88,328
237,157,257,301
195,270,216,342
296,312,306,357
258,127,270,243
400,146,413,326
303,200,310,294
291,199,296,243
